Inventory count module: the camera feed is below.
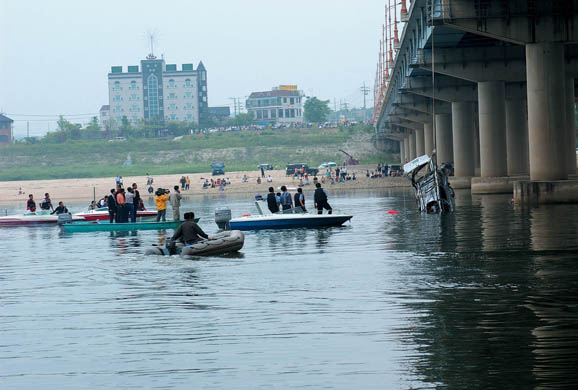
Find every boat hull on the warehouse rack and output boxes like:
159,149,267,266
75,209,157,221
229,214,352,231
60,219,197,233
0,212,84,226
145,230,245,257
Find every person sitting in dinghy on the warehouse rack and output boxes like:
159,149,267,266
171,212,210,245
51,202,69,215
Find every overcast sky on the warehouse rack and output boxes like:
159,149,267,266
0,0,385,137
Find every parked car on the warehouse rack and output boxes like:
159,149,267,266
211,161,225,176
285,163,319,177
258,163,273,170
318,162,337,169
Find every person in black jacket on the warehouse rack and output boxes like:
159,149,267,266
51,201,69,215
314,183,332,215
294,187,306,213
106,189,117,223
266,187,279,213
171,212,209,244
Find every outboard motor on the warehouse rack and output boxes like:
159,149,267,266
57,213,73,225
215,207,232,230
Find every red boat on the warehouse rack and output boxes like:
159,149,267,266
75,207,158,221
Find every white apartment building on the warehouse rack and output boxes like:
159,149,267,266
106,55,208,127
246,85,304,124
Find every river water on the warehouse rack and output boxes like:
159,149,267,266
1,189,577,389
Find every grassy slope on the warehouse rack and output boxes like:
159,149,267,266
0,127,392,181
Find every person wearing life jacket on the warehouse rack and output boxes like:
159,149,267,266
294,187,306,213
280,185,293,212
313,183,332,215
266,187,279,214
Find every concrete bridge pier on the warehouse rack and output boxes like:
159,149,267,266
399,138,406,164
435,113,453,164
514,42,578,205
451,101,475,177
424,122,434,156
472,81,512,194
408,131,417,161
404,135,410,163
416,128,425,157
565,78,576,175
505,99,529,176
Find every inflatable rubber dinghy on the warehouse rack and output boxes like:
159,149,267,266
146,230,245,257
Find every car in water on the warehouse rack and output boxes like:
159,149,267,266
211,161,225,176
285,163,318,177
387,164,402,176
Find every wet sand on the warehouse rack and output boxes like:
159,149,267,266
0,165,409,206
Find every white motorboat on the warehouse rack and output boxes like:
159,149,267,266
0,211,85,226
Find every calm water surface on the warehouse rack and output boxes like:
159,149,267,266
1,189,577,389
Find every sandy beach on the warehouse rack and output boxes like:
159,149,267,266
0,164,409,206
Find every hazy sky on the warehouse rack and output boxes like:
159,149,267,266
0,0,384,137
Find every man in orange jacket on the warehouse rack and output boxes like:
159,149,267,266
155,188,169,222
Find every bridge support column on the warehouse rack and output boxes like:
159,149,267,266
526,42,567,181
451,101,475,177
435,113,453,164
505,99,529,176
404,135,410,163
416,128,425,157
474,115,480,176
478,81,508,178
424,122,434,156
408,131,416,161
399,139,405,164
565,78,576,175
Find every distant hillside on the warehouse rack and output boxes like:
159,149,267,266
0,126,392,181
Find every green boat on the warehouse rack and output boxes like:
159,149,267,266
60,219,199,233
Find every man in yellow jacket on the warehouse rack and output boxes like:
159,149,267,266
155,188,169,222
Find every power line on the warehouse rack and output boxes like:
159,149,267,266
5,112,99,117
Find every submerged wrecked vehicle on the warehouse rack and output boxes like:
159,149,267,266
403,154,455,214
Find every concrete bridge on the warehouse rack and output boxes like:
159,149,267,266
374,0,578,204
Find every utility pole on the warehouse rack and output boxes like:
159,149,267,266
360,82,370,122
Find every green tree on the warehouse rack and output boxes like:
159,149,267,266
84,116,102,139
304,97,331,123
226,113,254,127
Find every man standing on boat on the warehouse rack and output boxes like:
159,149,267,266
169,185,183,221
106,189,117,223
280,185,293,212
40,193,54,212
26,194,36,212
294,187,306,213
313,183,332,215
51,201,69,215
155,188,169,222
266,187,279,214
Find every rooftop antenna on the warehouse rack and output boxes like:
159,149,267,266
145,30,158,59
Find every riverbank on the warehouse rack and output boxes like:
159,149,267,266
0,165,408,205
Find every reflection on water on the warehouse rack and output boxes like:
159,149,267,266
0,190,577,389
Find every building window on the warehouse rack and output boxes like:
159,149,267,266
114,81,120,90
114,95,121,102
115,105,121,112
185,79,191,87
285,109,290,117
202,72,206,81
263,110,269,119
290,98,295,105
147,74,160,118
170,103,176,110
257,110,262,119
186,103,192,110
130,81,137,90
170,114,176,120
271,109,276,118
278,109,284,118
132,116,138,121
185,92,192,99
283,98,287,103
290,109,295,118
186,114,193,120
169,92,175,100
168,79,175,88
